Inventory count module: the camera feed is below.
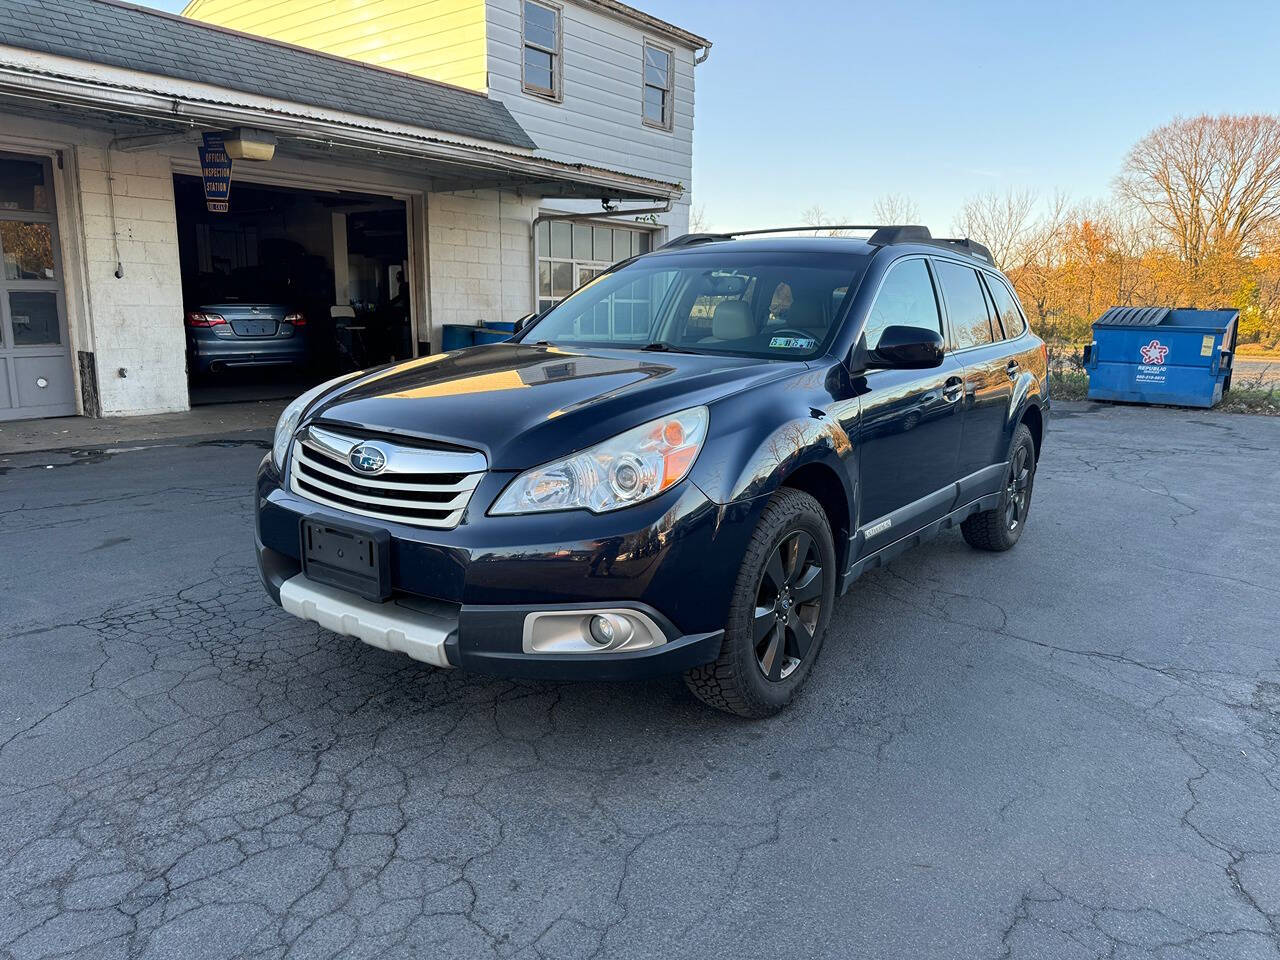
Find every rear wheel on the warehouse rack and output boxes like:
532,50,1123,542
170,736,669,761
685,489,836,718
961,423,1036,552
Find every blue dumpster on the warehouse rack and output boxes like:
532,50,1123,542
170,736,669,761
473,327,512,345
441,324,476,351
1085,307,1239,408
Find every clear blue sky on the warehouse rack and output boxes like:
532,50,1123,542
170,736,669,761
139,0,1280,233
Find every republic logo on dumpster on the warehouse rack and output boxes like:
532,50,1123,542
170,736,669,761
1140,340,1169,364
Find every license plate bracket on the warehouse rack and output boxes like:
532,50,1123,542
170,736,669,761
299,516,391,602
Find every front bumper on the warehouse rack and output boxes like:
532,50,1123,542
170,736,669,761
255,456,754,680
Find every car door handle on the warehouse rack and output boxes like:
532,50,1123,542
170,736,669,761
1006,360,1020,380
942,376,964,403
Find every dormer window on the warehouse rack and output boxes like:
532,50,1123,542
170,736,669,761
522,1,562,100
642,40,673,130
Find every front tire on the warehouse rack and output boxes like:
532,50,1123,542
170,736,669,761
961,423,1036,552
684,489,836,718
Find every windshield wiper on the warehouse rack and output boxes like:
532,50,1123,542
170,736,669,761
640,341,687,353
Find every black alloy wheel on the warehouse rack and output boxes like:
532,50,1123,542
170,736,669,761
961,422,1036,552
685,488,837,718
754,531,824,682
1005,443,1032,531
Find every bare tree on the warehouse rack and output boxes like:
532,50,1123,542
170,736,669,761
951,188,1040,268
800,204,852,236
688,203,710,233
871,192,921,225
1118,114,1280,266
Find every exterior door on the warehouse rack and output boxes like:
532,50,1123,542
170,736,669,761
855,256,966,542
932,258,1012,477
0,152,76,420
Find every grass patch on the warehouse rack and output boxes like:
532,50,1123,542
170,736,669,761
1048,370,1278,414
1221,385,1280,415
1049,372,1089,401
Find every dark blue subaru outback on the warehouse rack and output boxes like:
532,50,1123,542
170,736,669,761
256,226,1049,716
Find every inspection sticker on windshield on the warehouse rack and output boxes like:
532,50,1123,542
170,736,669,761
770,336,816,350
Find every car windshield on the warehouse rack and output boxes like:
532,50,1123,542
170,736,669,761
520,250,868,359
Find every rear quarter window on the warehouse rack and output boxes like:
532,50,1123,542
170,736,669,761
984,274,1027,339
934,259,995,349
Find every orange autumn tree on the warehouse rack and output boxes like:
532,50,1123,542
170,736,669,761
947,114,1280,349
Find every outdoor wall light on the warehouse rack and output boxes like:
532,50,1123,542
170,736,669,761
222,128,277,162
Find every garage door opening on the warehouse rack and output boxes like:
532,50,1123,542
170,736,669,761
173,175,413,406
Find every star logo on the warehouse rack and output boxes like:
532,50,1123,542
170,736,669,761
1140,340,1168,364
348,443,388,475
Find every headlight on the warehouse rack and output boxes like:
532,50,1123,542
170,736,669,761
271,373,359,470
491,407,708,515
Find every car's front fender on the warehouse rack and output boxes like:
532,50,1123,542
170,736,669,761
691,381,857,512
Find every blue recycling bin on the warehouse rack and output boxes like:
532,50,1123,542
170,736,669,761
1085,307,1239,408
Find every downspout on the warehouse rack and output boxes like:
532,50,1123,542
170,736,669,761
102,124,194,279
528,200,673,315
104,136,126,278
695,43,712,65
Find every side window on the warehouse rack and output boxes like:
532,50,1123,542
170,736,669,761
642,41,674,130
984,274,1027,339
934,260,994,349
522,1,561,100
863,258,940,351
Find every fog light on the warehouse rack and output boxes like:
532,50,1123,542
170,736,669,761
523,609,662,655
587,613,635,649
588,615,616,646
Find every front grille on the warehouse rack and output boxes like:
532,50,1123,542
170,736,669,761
289,425,486,530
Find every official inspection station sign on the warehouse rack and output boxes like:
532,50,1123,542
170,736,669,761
198,133,233,213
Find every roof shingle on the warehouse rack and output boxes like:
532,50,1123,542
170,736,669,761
0,0,537,150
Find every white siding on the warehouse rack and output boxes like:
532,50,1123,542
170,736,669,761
485,0,697,190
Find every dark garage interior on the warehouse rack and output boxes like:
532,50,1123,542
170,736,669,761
173,174,413,405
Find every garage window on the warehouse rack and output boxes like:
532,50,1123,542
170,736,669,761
523,0,562,100
536,221,653,314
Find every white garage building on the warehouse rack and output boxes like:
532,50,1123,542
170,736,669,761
0,0,708,421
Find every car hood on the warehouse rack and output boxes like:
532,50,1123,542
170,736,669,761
307,342,797,470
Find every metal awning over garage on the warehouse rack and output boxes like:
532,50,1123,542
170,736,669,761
0,0,683,204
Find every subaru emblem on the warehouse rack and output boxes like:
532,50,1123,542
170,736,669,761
349,443,387,475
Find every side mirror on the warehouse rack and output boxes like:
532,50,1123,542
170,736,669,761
866,325,945,370
512,312,537,336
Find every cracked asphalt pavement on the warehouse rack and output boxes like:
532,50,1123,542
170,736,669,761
2,402,1278,959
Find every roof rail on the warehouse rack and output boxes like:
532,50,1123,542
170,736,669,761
659,233,735,249
658,225,997,265
933,236,994,264
660,225,933,250
866,225,933,245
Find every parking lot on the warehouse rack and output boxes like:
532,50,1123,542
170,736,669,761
2,402,1278,960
